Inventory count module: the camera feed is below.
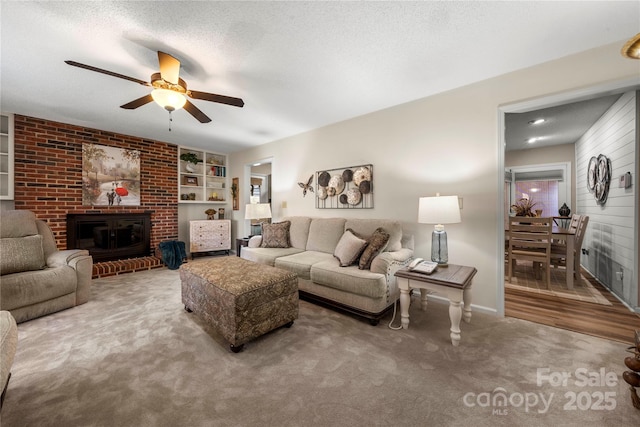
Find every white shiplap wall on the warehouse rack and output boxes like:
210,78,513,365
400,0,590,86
576,91,637,308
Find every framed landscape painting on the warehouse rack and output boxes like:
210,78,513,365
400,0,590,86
82,143,141,206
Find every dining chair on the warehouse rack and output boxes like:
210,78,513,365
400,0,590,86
551,215,589,279
552,214,580,245
507,216,553,289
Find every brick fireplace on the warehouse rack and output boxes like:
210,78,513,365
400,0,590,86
12,115,178,277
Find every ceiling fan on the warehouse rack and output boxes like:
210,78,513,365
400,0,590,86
65,51,244,123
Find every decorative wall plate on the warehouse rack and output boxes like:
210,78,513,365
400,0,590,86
315,163,373,209
587,153,611,206
587,156,597,193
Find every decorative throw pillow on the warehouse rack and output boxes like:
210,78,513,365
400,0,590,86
260,221,292,248
358,227,390,270
334,229,368,267
0,235,46,275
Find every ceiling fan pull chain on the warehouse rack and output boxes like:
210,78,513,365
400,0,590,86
168,110,172,132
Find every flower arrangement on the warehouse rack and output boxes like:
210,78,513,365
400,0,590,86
510,197,537,217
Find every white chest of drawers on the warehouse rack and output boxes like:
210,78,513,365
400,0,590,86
189,220,231,257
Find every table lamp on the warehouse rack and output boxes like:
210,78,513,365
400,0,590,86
245,203,272,236
418,194,461,267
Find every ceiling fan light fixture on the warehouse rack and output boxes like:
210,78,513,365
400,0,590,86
151,88,186,111
621,33,640,59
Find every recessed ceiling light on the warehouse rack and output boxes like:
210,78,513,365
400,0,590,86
528,118,545,125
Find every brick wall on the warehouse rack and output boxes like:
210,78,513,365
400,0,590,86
13,115,178,276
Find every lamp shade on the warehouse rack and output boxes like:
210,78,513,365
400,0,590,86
245,203,272,220
418,195,461,225
151,88,187,111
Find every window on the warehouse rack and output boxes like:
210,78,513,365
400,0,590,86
514,180,559,217
506,162,570,220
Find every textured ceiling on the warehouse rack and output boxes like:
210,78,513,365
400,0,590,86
1,1,639,153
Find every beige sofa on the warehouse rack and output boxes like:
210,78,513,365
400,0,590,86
0,210,93,323
241,216,414,324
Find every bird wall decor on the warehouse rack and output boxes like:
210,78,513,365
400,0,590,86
298,175,314,197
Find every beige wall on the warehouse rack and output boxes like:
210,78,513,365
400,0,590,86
228,40,639,313
506,143,577,211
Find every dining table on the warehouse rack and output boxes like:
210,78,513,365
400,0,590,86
506,223,577,290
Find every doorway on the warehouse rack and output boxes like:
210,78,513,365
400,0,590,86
498,79,640,336
243,158,272,237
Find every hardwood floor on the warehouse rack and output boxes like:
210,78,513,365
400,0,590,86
505,269,640,344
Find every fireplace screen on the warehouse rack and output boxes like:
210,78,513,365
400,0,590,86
67,213,151,262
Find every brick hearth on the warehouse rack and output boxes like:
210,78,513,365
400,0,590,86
92,257,165,278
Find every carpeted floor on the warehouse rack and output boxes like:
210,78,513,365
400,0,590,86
1,266,638,426
506,260,611,305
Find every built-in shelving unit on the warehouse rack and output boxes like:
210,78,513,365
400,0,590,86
0,113,14,200
178,146,228,204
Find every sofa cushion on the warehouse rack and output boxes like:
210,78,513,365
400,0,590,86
275,251,334,280
0,235,46,275
333,229,368,267
310,259,388,299
0,266,77,310
344,218,403,252
358,227,390,270
306,218,346,254
260,221,291,248
283,216,312,250
0,210,39,238
241,247,304,266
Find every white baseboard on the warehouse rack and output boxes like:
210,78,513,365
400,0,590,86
413,292,498,316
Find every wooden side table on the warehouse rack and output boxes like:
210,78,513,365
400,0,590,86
395,264,477,346
236,237,250,257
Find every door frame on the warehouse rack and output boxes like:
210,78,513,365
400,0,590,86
497,77,640,316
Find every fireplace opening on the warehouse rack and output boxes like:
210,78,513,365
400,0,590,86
67,213,152,262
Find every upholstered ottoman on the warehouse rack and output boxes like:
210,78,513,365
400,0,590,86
180,257,298,352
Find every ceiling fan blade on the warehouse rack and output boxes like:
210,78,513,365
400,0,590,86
184,100,212,123
65,60,150,86
120,94,154,110
158,51,180,85
189,90,244,108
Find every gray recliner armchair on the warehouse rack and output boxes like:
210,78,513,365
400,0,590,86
0,210,93,323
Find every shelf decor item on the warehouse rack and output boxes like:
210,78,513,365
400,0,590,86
559,203,571,217
180,152,201,173
182,176,198,186
205,209,217,220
